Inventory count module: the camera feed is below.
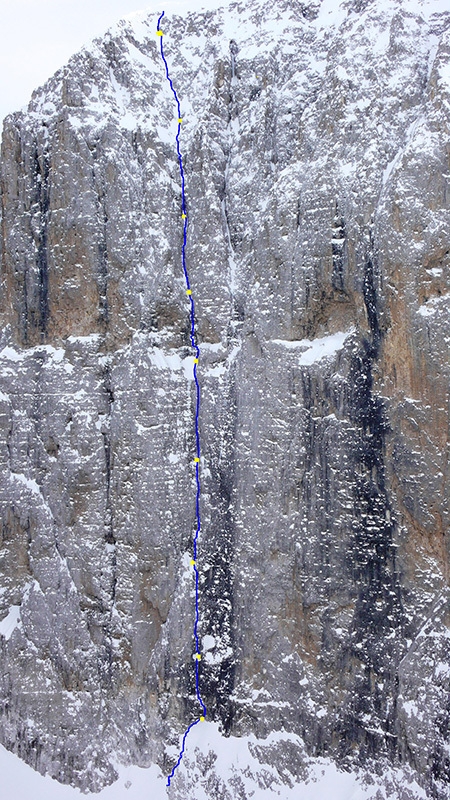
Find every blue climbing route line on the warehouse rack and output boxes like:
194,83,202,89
156,11,207,787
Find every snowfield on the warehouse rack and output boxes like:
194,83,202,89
0,721,429,799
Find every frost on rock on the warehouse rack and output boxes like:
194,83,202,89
0,0,449,797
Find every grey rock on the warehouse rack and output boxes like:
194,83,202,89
0,0,449,796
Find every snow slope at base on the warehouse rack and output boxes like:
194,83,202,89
0,721,428,799
0,741,368,799
0,742,167,799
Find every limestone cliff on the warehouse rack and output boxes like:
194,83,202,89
0,0,449,797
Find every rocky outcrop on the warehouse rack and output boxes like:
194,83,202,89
0,0,449,796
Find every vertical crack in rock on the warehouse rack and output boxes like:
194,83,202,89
331,202,347,293
102,361,115,548
34,146,50,342
432,692,450,790
340,237,406,762
0,0,449,795
200,377,237,735
229,39,239,87
93,144,109,331
222,40,246,325
101,359,117,691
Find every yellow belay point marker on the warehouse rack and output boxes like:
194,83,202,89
157,13,208,783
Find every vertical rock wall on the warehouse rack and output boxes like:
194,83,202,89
0,0,449,796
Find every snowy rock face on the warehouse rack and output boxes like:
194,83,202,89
0,0,449,796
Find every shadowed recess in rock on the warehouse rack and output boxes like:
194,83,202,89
156,9,207,787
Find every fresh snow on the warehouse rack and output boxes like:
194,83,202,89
417,292,450,316
0,606,22,641
315,0,347,30
148,347,195,381
0,743,167,800
0,1,448,798
298,330,354,364
10,471,43,497
0,343,65,363
0,346,24,362
0,722,429,799
272,330,354,365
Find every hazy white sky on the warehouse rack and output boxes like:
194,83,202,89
0,0,222,124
